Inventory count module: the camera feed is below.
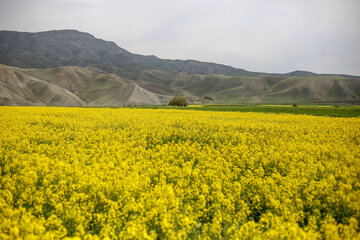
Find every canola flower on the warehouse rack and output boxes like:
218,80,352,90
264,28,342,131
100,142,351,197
187,105,204,108
0,106,359,239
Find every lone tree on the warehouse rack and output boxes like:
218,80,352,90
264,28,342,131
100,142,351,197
168,97,188,107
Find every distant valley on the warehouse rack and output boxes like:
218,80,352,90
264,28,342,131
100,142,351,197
0,29,359,106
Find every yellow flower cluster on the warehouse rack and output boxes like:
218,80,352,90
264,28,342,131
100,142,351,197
0,107,359,239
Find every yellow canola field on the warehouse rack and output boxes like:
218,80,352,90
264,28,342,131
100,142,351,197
0,107,359,239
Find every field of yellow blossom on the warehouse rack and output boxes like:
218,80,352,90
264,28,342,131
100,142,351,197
0,106,359,239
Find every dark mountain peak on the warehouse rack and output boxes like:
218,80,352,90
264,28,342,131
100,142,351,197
0,29,259,76
33,29,121,49
0,29,96,43
36,29,91,35
0,29,130,69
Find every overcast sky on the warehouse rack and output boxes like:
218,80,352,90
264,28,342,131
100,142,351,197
0,0,359,75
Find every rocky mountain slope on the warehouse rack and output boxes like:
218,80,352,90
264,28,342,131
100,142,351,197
0,29,359,105
0,30,252,75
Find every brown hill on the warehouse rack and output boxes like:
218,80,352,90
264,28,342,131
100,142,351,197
0,64,161,106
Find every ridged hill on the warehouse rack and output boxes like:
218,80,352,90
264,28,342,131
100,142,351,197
0,64,160,106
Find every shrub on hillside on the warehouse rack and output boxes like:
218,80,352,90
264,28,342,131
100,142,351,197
168,97,188,107
292,103,298,107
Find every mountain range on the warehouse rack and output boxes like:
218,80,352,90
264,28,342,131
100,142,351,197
0,29,359,106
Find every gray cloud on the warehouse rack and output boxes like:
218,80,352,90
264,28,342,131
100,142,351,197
0,0,359,75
